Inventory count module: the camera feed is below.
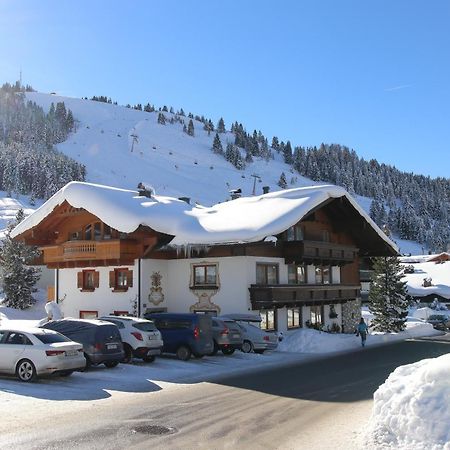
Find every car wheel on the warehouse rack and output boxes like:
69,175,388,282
122,344,133,364
82,353,92,371
59,370,73,377
208,341,219,356
16,359,37,382
254,349,265,354
222,347,235,356
241,340,253,353
104,361,119,368
143,355,155,363
176,346,191,361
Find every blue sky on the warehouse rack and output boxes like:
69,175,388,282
1,0,449,178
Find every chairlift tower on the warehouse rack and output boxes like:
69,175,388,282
251,174,261,195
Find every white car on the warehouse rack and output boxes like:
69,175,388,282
221,314,278,354
99,316,163,363
0,326,85,382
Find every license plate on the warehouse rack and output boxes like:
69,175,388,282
107,344,118,350
65,350,77,357
147,349,161,356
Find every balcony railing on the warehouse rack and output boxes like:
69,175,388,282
41,240,138,264
280,240,358,265
249,283,361,309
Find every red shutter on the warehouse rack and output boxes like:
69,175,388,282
126,270,133,288
94,271,100,288
77,272,83,289
109,270,115,288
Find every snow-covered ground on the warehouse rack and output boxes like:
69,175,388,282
364,353,450,450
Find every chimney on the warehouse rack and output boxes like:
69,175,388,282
229,188,242,200
137,182,152,198
178,196,191,204
262,186,270,194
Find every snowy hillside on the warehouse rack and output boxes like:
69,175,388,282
3,91,423,254
26,92,316,206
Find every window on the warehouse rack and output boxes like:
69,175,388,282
314,265,331,284
284,224,304,241
5,332,32,345
260,310,276,331
109,268,133,292
193,264,218,287
310,305,323,326
77,270,99,292
288,264,306,284
85,224,92,240
94,222,102,241
103,224,112,240
80,310,98,319
69,231,81,241
256,263,278,285
287,308,301,329
322,230,330,242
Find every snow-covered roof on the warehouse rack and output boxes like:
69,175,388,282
11,181,398,250
400,259,450,299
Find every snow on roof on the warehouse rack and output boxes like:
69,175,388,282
11,181,398,250
401,259,450,299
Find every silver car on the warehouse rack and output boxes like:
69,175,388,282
221,314,278,354
210,317,243,355
0,327,85,382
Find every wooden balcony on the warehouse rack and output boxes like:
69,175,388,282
41,240,138,266
280,240,358,265
249,283,361,309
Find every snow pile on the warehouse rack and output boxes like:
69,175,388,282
365,353,450,450
278,321,440,354
413,307,439,320
0,290,47,326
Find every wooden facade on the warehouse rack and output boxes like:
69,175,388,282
14,194,396,321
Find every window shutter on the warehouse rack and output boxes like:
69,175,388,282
109,270,115,288
94,271,100,288
77,272,83,289
126,270,133,288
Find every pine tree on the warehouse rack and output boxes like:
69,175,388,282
217,117,226,133
1,209,41,309
212,133,223,155
277,172,287,189
369,256,408,332
157,112,166,125
187,119,195,136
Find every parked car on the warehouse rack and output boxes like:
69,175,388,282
99,316,163,363
426,314,450,331
221,314,278,354
41,319,124,368
210,317,243,355
144,313,213,361
0,326,85,382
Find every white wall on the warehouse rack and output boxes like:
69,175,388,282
57,264,137,318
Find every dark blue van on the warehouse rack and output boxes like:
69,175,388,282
144,313,213,361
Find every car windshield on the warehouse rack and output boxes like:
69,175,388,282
34,333,71,344
132,322,158,332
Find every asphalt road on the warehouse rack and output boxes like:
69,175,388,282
1,336,449,450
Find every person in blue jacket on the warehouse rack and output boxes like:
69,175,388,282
356,317,369,347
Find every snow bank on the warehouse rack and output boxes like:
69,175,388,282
0,290,47,326
365,353,450,450
278,321,440,354
413,307,439,320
